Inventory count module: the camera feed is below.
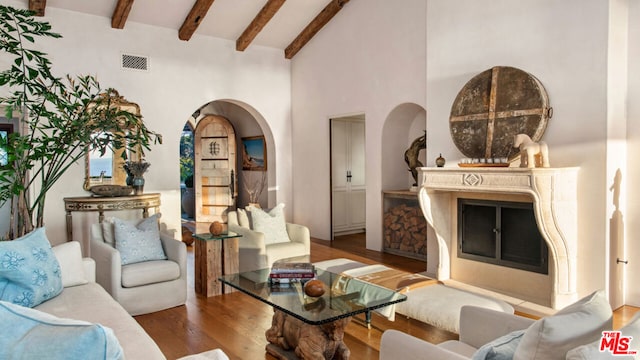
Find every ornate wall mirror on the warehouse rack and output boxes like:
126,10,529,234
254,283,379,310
83,94,142,191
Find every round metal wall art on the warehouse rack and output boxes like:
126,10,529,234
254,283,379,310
449,66,552,161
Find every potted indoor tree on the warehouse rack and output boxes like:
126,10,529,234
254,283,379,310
0,6,161,239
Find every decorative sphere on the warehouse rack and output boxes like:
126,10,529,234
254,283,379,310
209,221,224,236
303,279,325,297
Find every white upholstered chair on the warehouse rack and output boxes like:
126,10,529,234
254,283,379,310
227,206,310,272
380,290,613,360
89,217,187,316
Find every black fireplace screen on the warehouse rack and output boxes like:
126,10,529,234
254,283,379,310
458,199,548,274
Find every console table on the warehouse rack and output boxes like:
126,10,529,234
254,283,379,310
63,193,161,242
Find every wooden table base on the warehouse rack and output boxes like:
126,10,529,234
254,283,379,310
194,236,239,297
265,310,351,360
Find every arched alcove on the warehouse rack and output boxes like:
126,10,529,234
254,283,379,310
379,103,430,260
381,103,427,191
189,99,276,210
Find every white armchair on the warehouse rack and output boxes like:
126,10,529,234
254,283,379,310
90,222,187,316
381,290,612,360
228,209,310,272
381,306,534,359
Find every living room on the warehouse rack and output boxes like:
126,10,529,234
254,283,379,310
1,0,639,359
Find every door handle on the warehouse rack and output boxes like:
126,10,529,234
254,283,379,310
617,258,628,265
346,170,352,182
229,170,236,198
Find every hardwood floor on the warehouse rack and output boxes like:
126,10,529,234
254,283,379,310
135,233,639,359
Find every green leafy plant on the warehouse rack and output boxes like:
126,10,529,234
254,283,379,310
179,130,194,182
0,6,162,239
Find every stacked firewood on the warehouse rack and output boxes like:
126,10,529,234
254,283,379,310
383,203,427,257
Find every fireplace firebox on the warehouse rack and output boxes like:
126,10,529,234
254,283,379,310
458,199,548,274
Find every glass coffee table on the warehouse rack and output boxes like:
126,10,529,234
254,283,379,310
220,267,407,359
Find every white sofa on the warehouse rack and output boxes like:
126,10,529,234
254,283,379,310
34,241,167,359
381,290,615,360
32,241,228,360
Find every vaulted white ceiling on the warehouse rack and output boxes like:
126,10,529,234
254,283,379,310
21,0,350,58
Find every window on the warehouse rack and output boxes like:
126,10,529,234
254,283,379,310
0,124,13,167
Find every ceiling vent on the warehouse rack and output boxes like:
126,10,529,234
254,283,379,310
121,53,149,71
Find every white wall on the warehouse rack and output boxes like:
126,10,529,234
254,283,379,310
291,0,427,250
0,1,292,248
626,0,640,307
426,0,613,299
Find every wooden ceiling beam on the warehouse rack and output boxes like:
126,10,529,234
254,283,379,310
236,0,286,52
284,0,349,59
28,0,46,17
112,0,135,29
179,0,216,41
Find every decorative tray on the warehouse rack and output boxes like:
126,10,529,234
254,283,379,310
90,185,134,197
458,163,510,168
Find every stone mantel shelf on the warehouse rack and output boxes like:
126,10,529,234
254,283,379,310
417,166,579,309
418,166,580,193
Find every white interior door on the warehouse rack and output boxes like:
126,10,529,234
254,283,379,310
331,116,366,238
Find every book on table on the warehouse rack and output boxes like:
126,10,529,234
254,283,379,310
269,262,315,284
269,272,315,279
270,262,315,274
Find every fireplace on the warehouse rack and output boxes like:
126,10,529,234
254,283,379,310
457,198,548,275
418,167,578,309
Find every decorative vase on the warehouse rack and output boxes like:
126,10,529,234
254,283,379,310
132,176,145,195
181,226,194,246
125,169,134,186
181,187,195,218
436,153,446,167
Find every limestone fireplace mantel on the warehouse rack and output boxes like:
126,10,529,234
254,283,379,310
417,166,579,309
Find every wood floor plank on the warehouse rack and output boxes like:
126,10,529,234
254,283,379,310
135,233,638,359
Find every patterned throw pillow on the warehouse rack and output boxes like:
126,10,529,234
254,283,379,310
248,203,290,245
0,228,63,307
114,214,167,265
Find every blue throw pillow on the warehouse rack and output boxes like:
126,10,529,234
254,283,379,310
0,228,63,307
0,300,124,360
114,214,167,265
472,329,526,360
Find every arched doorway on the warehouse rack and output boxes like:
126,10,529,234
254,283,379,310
190,100,276,212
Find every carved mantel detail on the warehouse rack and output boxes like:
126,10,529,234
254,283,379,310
418,167,579,309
